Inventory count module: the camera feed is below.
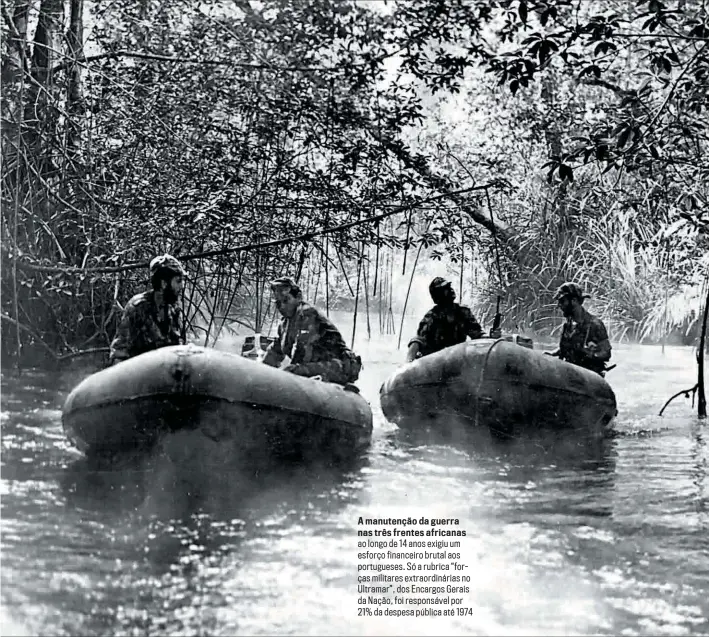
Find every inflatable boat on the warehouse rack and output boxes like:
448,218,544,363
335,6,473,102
62,344,373,463
379,337,617,438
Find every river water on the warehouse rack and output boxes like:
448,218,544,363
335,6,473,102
1,335,707,636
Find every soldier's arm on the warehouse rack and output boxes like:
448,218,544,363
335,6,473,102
176,306,186,345
463,307,483,340
588,320,612,362
407,311,434,358
547,321,571,358
406,342,421,362
109,303,136,364
307,308,347,359
262,324,285,367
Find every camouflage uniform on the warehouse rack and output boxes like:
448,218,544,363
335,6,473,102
262,301,361,385
551,282,612,375
408,303,483,357
557,312,611,375
109,291,184,364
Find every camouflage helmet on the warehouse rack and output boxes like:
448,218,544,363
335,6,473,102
149,254,185,279
554,282,588,302
429,277,453,297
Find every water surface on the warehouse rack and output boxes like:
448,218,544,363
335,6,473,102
2,340,707,636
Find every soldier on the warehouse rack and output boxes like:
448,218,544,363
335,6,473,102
406,277,499,362
109,254,186,365
262,277,362,385
545,281,612,375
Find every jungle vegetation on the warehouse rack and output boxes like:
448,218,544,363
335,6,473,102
1,0,707,365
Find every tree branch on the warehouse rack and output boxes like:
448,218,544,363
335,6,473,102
51,49,339,75
7,184,499,275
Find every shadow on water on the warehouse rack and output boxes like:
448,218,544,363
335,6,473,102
58,439,371,581
389,414,617,472
60,431,370,523
382,415,619,524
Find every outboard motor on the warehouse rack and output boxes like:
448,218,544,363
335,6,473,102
241,334,276,361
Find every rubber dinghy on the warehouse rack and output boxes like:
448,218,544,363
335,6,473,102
62,344,373,462
379,337,617,437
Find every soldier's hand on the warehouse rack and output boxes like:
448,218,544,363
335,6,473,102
582,342,599,358
284,363,302,375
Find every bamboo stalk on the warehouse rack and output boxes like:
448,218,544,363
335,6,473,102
698,276,708,418
364,245,371,339
400,211,436,344
334,243,356,297
378,250,384,334
312,254,322,307
323,78,334,318
662,284,668,354
325,236,330,316
214,252,248,340
351,242,363,349
459,229,464,299
402,209,411,275
184,243,204,329
254,245,262,332
388,237,396,334
12,61,26,372
373,222,380,298
203,261,228,347
397,237,426,349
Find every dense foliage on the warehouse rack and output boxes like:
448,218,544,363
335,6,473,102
1,0,707,364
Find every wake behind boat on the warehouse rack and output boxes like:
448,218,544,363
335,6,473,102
379,337,617,438
62,344,373,464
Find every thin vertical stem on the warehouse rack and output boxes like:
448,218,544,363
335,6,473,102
325,237,330,316
12,64,26,372
373,223,380,298
351,242,363,349
388,238,395,334
697,275,708,418
363,245,371,339
459,229,464,300
397,221,431,348
662,284,668,354
378,251,384,334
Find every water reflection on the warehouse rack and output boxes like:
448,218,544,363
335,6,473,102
392,417,616,470
2,343,709,636
61,444,369,524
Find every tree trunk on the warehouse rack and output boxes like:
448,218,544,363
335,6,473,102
65,0,85,156
365,123,512,241
25,0,65,177
1,1,31,171
1,0,30,89
541,74,569,232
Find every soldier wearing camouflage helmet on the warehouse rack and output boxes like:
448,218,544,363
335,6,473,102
545,281,612,375
109,254,186,365
406,277,499,362
261,276,362,386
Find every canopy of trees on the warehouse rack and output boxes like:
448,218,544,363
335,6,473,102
1,0,707,365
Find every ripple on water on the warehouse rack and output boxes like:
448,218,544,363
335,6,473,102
1,345,709,636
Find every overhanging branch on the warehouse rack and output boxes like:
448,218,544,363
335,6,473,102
8,183,499,275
